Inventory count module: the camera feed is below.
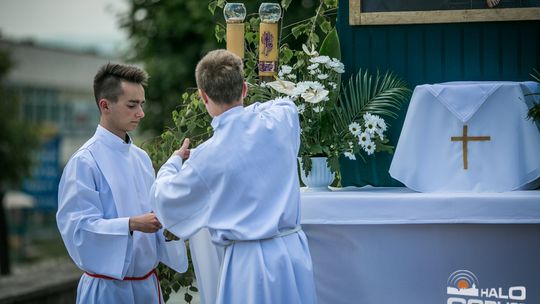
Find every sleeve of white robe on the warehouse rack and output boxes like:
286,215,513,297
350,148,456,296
246,97,301,154
156,227,189,273
151,155,213,240
56,151,133,279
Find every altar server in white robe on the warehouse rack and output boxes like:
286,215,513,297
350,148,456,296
57,63,187,304
151,50,317,304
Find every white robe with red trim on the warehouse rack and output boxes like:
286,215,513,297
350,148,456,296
57,125,187,304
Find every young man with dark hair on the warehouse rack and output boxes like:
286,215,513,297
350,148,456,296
151,50,317,303
57,63,187,303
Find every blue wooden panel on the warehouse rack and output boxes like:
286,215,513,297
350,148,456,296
481,23,501,79
425,26,444,82
337,0,540,187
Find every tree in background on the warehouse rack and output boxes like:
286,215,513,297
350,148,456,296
0,50,40,275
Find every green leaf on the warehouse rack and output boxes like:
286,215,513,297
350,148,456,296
334,69,411,136
319,20,332,34
215,24,226,43
208,1,217,15
291,24,306,39
319,28,341,60
281,47,294,65
281,0,292,10
184,293,193,303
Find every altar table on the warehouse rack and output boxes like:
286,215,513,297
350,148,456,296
189,187,540,304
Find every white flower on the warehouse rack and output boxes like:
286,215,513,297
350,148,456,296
326,58,345,73
317,74,329,80
349,122,362,136
375,117,387,132
363,113,380,135
286,74,297,80
260,82,267,88
364,142,376,155
298,81,324,91
302,44,318,56
310,55,331,64
267,79,297,96
358,132,371,147
307,63,319,70
301,87,329,104
343,151,356,160
348,141,354,149
313,105,324,113
280,65,293,75
364,119,377,135
297,103,306,114
363,112,376,122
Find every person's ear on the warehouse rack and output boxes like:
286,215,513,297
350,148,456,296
99,99,109,112
199,89,209,105
241,81,248,99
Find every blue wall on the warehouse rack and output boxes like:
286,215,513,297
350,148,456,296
337,0,540,186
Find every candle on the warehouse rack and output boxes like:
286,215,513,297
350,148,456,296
224,3,246,59
258,3,281,81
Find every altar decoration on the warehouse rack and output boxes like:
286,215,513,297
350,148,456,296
257,3,281,81
389,81,540,192
224,3,246,59
264,47,407,181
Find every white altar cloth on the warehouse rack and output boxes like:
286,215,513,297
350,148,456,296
189,187,540,304
389,81,540,192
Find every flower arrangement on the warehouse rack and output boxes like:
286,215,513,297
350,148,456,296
265,44,346,174
262,42,402,177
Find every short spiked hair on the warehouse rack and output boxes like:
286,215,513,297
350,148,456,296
93,63,148,109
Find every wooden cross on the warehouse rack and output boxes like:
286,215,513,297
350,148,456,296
451,125,491,170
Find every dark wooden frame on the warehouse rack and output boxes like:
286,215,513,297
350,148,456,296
349,0,540,25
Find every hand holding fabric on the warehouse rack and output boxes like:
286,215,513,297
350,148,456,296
129,212,163,233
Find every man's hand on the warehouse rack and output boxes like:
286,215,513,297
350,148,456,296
173,138,190,160
163,229,180,242
129,212,162,233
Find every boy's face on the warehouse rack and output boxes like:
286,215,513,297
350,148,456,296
103,81,146,138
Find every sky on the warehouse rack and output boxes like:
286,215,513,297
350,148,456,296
0,0,130,55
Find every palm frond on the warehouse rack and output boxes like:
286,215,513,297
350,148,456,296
333,69,411,132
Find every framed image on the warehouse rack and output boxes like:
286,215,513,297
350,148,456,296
349,0,540,25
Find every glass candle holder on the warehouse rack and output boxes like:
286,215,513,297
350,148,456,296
258,3,281,23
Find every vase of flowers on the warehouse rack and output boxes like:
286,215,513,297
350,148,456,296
298,156,334,191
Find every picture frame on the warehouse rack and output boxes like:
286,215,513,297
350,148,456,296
349,0,540,25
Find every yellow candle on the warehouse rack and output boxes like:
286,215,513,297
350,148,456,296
258,22,279,78
226,22,245,59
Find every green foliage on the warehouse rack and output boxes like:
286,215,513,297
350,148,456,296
328,69,412,172
527,68,540,124
319,28,341,60
0,50,40,186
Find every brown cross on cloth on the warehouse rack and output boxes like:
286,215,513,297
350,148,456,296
451,125,491,170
